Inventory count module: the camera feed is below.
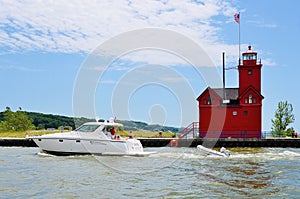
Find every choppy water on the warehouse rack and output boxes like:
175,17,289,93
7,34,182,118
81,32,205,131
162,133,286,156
1,147,300,198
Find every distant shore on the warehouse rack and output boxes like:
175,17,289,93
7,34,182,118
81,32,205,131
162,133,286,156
1,137,299,148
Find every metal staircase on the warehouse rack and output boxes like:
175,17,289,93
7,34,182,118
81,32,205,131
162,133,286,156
178,122,199,138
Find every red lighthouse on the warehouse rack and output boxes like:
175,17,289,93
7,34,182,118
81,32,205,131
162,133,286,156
197,46,264,138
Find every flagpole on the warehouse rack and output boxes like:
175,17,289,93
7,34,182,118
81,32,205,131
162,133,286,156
234,12,241,63
238,12,241,62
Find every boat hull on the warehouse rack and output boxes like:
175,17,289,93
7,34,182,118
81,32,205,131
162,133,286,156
32,136,145,156
40,149,155,156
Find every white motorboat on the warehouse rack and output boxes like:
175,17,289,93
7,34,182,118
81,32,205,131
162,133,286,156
31,120,154,156
197,145,230,157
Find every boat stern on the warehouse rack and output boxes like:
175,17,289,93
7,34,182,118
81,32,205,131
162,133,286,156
126,139,144,153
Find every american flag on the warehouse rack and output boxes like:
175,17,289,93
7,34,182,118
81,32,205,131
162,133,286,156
234,13,240,24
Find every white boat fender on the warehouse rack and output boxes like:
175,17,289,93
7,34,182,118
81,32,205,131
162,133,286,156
220,147,230,157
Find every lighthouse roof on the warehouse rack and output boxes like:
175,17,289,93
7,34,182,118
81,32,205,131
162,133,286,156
213,88,239,100
242,45,257,55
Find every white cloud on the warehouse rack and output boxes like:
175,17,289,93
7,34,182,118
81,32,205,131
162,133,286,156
262,58,277,67
0,0,241,64
0,64,44,72
247,20,277,29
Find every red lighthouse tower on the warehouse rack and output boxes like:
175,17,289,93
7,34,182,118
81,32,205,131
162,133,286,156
197,46,264,138
239,46,262,94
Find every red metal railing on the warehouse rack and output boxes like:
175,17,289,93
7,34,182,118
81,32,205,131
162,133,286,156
179,122,269,139
178,122,199,138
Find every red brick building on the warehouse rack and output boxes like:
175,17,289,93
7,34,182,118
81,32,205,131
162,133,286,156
197,46,264,138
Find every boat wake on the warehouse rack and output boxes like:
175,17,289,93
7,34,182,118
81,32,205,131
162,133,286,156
37,151,55,157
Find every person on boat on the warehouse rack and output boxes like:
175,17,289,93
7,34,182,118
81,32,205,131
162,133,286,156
110,127,116,137
129,130,134,139
116,135,121,140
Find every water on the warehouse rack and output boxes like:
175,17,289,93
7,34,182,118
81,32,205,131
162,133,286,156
1,147,300,198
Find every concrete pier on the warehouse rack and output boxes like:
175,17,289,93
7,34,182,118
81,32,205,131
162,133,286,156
0,138,299,148
139,138,300,148
0,138,37,147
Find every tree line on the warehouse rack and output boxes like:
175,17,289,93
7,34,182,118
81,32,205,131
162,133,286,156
0,107,179,132
0,107,35,131
0,107,92,131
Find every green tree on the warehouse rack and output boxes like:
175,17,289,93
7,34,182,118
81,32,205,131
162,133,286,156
0,107,13,131
271,101,295,137
37,123,45,130
0,121,9,131
2,107,35,131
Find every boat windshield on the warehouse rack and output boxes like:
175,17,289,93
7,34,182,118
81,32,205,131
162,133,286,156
75,125,100,132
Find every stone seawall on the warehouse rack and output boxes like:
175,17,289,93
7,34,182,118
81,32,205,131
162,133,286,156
0,138,299,148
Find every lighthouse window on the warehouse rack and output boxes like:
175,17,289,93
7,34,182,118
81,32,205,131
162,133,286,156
204,99,207,104
245,98,248,104
233,111,237,116
243,54,257,60
248,70,252,75
249,94,253,104
207,95,211,104
253,98,257,104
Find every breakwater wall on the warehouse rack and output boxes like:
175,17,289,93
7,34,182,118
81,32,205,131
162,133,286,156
140,138,300,148
0,138,299,148
0,138,37,147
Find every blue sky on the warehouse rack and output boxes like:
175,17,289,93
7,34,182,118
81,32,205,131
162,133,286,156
0,0,299,131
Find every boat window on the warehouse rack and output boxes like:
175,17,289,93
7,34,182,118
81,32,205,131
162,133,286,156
75,125,100,132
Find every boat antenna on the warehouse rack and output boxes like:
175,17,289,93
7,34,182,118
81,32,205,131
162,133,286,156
222,52,226,99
